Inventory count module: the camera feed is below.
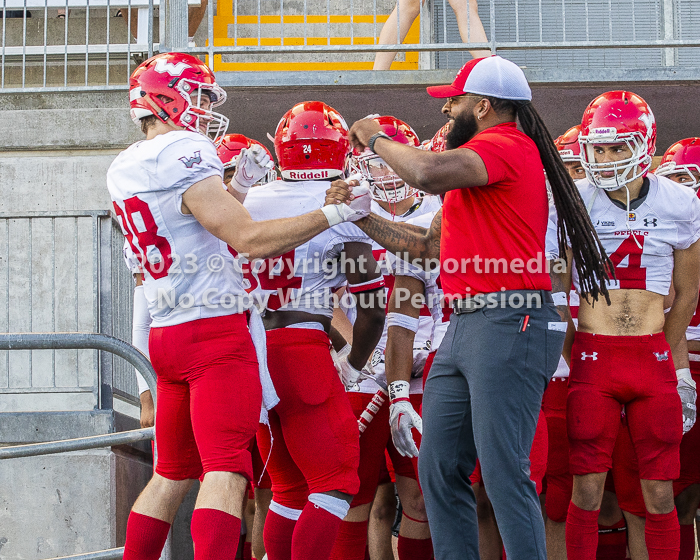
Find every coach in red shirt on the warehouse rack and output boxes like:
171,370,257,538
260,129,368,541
326,56,609,560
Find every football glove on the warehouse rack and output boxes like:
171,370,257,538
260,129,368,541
337,354,369,391
388,380,422,458
230,145,275,194
322,183,372,226
677,368,697,434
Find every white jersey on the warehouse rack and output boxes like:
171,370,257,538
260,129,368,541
572,174,700,296
242,180,374,318
108,130,249,328
358,197,443,394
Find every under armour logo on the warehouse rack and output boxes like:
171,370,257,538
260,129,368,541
644,218,658,227
179,151,202,168
653,351,669,361
581,352,598,361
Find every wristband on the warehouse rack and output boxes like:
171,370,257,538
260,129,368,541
229,177,251,195
552,292,568,306
387,312,419,332
348,277,386,294
388,380,410,402
321,205,344,227
677,367,694,385
368,131,392,154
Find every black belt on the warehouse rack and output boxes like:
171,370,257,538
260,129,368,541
452,290,553,315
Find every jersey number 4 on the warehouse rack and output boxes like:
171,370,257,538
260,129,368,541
113,197,173,280
608,234,646,290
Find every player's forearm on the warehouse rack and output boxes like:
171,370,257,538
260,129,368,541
385,326,416,385
348,298,386,369
354,214,438,264
231,210,330,260
664,293,697,369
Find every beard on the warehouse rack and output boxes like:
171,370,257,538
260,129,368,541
445,111,479,150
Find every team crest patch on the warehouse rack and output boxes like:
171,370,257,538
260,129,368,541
179,151,202,168
653,351,669,361
628,212,636,221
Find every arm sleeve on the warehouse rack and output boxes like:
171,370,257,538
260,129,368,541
154,136,224,194
545,204,560,260
132,285,153,395
674,194,700,250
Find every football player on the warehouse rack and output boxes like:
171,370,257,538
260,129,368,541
546,127,628,560
239,100,386,560
330,116,441,560
109,54,370,560
562,91,700,560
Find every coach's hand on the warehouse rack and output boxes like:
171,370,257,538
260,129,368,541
677,368,697,434
389,380,422,458
140,390,155,429
349,118,382,151
231,145,275,194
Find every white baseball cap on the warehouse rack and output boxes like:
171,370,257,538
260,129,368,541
427,56,532,102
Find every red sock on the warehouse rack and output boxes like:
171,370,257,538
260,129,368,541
243,541,252,560
566,503,599,560
329,520,369,560
645,508,680,560
596,519,627,560
292,501,345,560
397,535,433,560
263,509,297,560
123,511,171,560
679,523,695,560
191,508,241,560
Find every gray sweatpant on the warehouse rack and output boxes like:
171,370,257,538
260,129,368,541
418,300,565,560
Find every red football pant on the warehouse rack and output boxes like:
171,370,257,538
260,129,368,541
568,332,682,480
149,313,261,481
255,328,360,510
348,391,422,507
542,377,572,522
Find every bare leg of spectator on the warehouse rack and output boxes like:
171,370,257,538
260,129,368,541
447,0,490,58
372,0,423,71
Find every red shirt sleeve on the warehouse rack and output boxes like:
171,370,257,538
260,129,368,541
462,126,522,187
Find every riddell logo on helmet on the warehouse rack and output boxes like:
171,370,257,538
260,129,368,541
285,169,334,180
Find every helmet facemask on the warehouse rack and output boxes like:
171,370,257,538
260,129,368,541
656,162,700,192
358,153,416,204
580,132,652,191
176,78,229,143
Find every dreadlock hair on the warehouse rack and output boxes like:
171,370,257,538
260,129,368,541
483,95,612,304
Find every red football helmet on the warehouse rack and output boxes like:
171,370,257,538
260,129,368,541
274,101,350,181
129,52,228,142
579,91,656,191
554,125,582,163
655,138,700,192
426,122,450,153
216,133,277,184
354,115,420,204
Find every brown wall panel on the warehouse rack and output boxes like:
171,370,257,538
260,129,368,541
221,81,700,158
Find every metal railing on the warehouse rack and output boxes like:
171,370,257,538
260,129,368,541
0,0,698,91
0,211,139,412
0,331,156,560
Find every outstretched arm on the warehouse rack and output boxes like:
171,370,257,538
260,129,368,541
183,175,364,260
325,180,442,266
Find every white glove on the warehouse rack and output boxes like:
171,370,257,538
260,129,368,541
230,145,275,194
677,368,697,434
388,380,422,458
322,183,372,226
337,354,369,391
331,344,351,373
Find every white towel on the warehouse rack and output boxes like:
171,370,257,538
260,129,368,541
247,307,280,422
